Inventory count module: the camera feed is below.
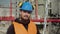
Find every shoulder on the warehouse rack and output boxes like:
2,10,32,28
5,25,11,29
7,24,14,32
8,24,14,29
30,20,36,25
7,24,15,34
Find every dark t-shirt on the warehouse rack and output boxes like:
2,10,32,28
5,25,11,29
6,18,40,34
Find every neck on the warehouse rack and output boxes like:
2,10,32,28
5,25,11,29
15,18,30,25
20,17,30,25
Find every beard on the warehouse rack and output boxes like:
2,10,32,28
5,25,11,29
20,16,30,25
21,15,30,20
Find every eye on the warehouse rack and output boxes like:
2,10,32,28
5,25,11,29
23,11,27,13
27,12,32,14
23,10,32,14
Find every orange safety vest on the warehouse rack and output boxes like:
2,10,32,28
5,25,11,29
13,21,37,34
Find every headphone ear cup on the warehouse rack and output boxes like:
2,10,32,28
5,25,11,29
18,2,23,8
32,6,34,10
32,5,35,10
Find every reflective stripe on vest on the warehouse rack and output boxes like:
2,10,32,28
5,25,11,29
13,21,37,34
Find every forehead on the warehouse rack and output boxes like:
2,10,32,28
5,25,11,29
20,10,32,14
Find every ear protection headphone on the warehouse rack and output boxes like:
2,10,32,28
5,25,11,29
18,1,35,10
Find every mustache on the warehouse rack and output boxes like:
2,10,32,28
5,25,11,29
24,15,29,17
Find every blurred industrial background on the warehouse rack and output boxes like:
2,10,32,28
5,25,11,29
0,0,60,34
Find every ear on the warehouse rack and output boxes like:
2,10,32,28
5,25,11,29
20,11,22,14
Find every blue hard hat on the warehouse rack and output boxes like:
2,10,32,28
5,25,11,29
20,2,33,12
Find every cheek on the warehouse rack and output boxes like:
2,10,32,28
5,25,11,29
21,13,25,17
28,14,30,17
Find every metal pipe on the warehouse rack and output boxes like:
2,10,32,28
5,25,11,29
15,0,17,18
43,0,50,34
10,0,12,17
35,0,38,19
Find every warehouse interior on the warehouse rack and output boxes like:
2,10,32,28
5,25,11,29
0,0,60,34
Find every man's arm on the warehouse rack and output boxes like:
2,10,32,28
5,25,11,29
36,25,41,34
6,24,15,34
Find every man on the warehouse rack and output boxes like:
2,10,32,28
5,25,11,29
7,1,40,34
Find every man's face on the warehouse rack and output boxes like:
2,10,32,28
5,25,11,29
20,10,32,20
